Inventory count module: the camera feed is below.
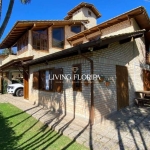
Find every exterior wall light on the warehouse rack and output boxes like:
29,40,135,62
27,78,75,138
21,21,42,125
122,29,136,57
105,78,111,87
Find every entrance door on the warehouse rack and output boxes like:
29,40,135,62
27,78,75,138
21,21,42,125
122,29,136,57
116,65,129,110
23,69,29,100
143,70,150,91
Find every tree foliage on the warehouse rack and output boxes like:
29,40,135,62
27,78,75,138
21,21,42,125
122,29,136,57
0,0,31,39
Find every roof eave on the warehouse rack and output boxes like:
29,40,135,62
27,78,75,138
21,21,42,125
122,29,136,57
67,6,150,42
0,20,88,49
23,30,145,67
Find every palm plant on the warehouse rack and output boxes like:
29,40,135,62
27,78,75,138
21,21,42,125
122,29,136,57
0,0,31,39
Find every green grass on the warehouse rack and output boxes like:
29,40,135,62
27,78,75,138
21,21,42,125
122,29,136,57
0,103,88,150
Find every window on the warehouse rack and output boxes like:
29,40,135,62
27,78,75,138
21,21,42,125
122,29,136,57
39,69,54,91
72,64,82,91
32,29,48,50
39,70,46,90
33,68,63,93
88,11,91,16
52,27,64,48
71,25,81,33
17,32,28,52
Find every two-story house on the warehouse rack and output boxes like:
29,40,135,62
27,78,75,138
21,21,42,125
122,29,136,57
1,2,150,124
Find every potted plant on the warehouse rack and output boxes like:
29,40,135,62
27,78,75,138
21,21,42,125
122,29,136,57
105,78,110,87
84,79,89,86
98,75,105,82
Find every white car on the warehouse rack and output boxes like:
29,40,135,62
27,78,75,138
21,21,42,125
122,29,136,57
7,83,24,97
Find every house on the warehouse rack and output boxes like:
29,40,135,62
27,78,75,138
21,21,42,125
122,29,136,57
0,2,150,124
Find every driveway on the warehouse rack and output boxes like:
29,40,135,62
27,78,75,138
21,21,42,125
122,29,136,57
0,94,150,150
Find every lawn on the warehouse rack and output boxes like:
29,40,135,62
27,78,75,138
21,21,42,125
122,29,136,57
0,103,88,150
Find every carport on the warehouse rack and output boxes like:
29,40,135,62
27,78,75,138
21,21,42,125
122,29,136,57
0,56,33,99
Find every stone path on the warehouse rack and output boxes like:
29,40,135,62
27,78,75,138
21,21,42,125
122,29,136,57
1,94,150,150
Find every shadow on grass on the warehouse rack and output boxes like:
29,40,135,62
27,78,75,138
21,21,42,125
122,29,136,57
0,111,18,150
0,103,88,150
5,105,39,119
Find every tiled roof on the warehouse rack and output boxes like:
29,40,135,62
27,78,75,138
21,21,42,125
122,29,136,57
0,20,88,49
64,2,101,20
67,6,150,41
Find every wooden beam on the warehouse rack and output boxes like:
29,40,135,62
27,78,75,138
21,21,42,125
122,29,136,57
83,33,88,40
67,39,72,46
117,18,124,22
97,27,102,34
30,23,36,31
127,15,132,25
127,12,143,18
48,23,54,28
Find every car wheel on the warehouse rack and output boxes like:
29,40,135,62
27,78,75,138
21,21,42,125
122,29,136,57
13,93,16,96
16,89,23,97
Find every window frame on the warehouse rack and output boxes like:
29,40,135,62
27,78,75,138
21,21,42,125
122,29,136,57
32,29,49,51
17,31,28,52
38,69,54,92
33,68,63,93
88,10,91,16
71,25,81,34
52,27,65,49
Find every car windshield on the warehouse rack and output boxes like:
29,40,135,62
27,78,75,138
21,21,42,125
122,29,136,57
12,79,23,84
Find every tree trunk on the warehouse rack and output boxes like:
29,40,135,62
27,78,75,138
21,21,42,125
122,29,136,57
0,0,2,19
0,0,14,39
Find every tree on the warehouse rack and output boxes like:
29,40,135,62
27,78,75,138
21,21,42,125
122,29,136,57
0,0,31,39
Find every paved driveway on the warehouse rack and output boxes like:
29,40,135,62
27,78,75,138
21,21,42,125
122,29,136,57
0,94,150,150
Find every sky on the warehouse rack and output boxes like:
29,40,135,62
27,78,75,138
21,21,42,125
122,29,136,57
1,0,150,42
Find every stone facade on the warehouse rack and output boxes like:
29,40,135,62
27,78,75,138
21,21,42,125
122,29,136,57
28,32,146,123
71,18,138,45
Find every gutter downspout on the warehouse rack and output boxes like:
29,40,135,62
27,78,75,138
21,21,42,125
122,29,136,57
78,48,94,125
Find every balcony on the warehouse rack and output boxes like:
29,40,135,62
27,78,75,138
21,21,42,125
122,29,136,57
2,55,17,65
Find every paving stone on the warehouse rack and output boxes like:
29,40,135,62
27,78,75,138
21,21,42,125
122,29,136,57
75,136,87,145
95,133,103,140
92,144,102,150
100,137,110,144
62,128,74,136
100,145,111,150
83,141,91,148
1,94,150,150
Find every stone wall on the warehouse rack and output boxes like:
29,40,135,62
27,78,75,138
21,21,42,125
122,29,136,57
28,34,146,123
27,18,147,124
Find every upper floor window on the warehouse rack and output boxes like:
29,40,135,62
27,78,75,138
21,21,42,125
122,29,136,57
17,32,28,52
52,27,64,49
88,11,91,16
32,29,48,50
71,25,81,33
